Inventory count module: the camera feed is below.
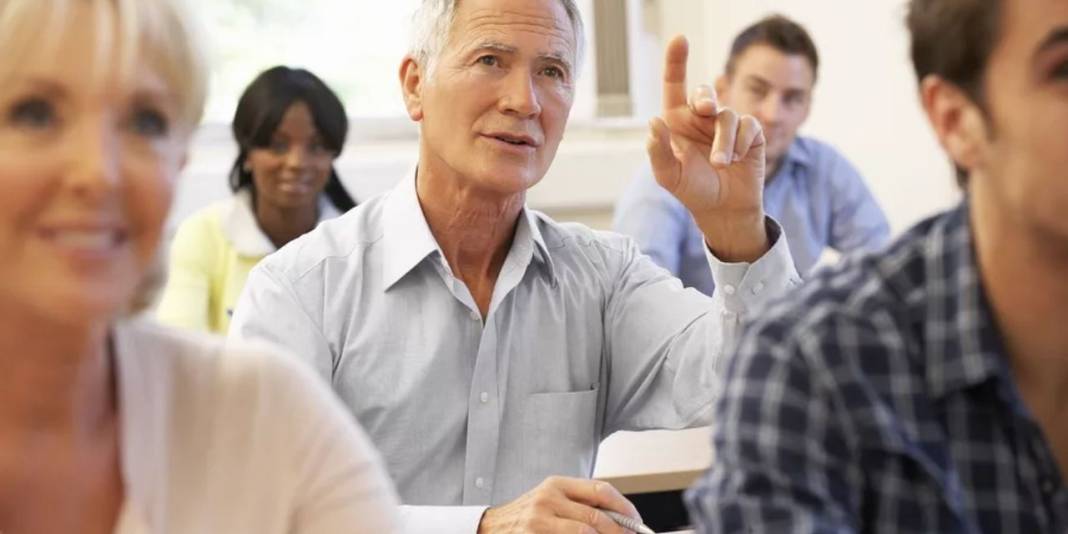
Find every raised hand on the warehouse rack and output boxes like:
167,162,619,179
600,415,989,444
648,35,771,263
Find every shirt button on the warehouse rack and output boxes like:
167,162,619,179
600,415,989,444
722,284,736,296
475,477,486,489
752,282,765,294
480,392,489,403
469,310,480,321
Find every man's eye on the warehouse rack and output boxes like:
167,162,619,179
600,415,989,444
542,66,565,80
478,56,500,67
1052,61,1068,79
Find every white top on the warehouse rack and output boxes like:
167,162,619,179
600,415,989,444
110,319,399,533
222,188,342,257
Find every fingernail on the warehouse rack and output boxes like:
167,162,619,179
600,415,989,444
713,152,730,165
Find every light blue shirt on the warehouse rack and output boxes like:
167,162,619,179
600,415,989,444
229,170,800,533
614,136,890,295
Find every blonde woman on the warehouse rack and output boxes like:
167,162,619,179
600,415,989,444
0,0,399,532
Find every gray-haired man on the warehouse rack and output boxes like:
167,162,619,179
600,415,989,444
230,0,799,532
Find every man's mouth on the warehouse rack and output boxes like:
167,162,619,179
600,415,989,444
484,132,540,148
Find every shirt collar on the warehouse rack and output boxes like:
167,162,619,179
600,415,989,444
922,203,1010,400
766,137,812,185
382,168,441,290
221,188,340,257
381,167,557,291
783,137,813,169
515,206,557,286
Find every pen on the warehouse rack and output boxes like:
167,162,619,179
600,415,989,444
604,510,656,534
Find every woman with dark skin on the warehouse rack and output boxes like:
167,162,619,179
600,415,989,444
158,66,356,333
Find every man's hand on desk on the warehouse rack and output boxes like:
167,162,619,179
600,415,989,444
649,35,771,264
477,476,642,534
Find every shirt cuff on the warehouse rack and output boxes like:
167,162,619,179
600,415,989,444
400,505,489,534
704,216,802,317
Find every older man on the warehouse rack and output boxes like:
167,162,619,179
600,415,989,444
230,0,798,532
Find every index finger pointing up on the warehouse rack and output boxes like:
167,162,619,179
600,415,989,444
663,35,690,113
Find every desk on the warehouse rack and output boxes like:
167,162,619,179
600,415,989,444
593,427,712,494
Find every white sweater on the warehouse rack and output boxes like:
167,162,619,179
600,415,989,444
110,320,399,533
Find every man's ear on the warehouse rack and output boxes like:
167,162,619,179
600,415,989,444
400,55,426,122
920,75,990,176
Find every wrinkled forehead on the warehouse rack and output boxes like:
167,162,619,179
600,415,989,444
447,0,577,63
0,0,205,127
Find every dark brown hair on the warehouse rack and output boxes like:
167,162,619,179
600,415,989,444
725,14,819,81
230,66,356,212
907,0,1003,186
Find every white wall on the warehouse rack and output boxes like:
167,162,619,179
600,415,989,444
172,1,961,235
695,0,961,232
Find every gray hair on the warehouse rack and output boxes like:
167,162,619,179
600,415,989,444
409,0,585,75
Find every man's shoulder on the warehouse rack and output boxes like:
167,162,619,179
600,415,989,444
258,192,390,282
724,210,970,452
747,210,952,368
532,210,641,257
793,135,841,155
792,135,861,175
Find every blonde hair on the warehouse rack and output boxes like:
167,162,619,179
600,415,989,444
0,0,208,130
0,0,208,314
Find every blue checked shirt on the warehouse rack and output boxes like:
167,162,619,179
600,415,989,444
687,203,1068,533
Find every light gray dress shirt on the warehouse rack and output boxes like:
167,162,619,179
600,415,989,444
229,170,800,533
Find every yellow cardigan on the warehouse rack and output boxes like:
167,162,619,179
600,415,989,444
157,189,340,334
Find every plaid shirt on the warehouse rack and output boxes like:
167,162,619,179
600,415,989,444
687,203,1068,533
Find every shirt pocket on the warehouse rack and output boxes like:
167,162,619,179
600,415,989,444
523,386,601,482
